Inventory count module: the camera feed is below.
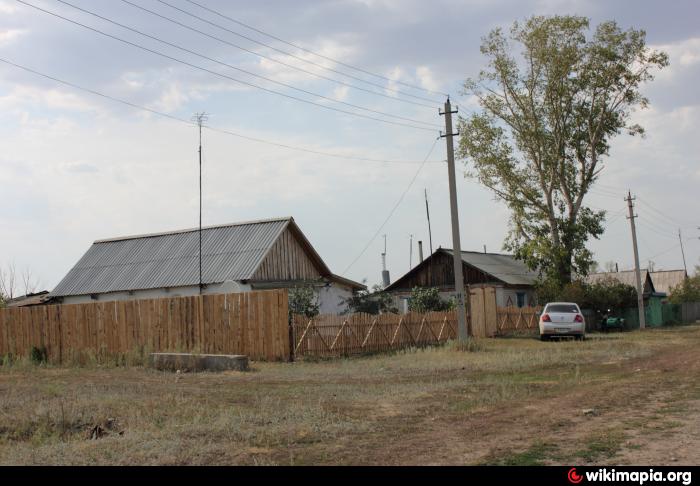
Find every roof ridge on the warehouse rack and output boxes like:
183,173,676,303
93,217,293,243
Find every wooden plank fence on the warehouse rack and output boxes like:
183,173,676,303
496,306,542,334
291,311,458,358
0,289,290,362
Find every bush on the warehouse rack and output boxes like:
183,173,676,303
288,285,320,319
536,276,637,314
408,287,455,313
669,274,700,304
342,285,398,315
29,346,48,365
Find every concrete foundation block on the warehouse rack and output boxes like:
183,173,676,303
149,353,249,372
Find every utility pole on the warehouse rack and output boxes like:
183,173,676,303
626,191,646,330
193,112,208,294
440,97,468,341
678,229,688,275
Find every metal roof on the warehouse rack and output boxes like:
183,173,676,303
443,249,539,286
650,270,687,295
51,217,306,297
585,270,656,294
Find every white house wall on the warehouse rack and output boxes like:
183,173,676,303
58,282,253,305
316,283,354,315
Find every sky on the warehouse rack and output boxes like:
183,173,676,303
1,0,699,293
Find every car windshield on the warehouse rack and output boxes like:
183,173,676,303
546,304,579,313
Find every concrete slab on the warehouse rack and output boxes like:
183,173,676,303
149,353,249,372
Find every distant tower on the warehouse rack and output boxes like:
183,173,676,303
381,235,391,288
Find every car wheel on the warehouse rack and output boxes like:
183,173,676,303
540,334,549,342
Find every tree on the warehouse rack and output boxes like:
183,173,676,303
538,276,636,314
342,285,398,315
288,285,320,319
458,16,668,287
0,263,42,301
668,271,700,304
408,287,455,313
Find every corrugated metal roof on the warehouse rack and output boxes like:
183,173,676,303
443,249,538,286
51,217,292,297
585,270,656,293
650,270,686,295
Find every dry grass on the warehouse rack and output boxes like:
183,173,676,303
0,325,699,465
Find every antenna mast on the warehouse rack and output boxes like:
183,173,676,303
192,112,209,294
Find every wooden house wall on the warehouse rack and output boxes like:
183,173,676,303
252,227,323,281
391,252,495,291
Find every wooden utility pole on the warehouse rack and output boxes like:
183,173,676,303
440,97,468,341
626,191,646,329
193,112,208,294
678,229,688,275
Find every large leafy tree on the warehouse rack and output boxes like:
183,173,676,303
458,16,668,286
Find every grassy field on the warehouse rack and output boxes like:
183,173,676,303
1,325,699,465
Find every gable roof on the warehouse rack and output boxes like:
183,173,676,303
443,249,538,286
51,217,342,297
585,270,656,293
650,270,687,295
385,248,537,291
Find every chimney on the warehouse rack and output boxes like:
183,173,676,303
382,270,391,288
418,241,424,263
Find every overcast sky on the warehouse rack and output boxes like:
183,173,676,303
1,0,699,292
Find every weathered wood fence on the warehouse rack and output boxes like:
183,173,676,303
291,311,458,358
0,290,290,362
496,306,543,334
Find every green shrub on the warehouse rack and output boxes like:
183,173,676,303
408,287,455,313
30,346,48,365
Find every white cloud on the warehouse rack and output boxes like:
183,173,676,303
651,37,700,81
152,83,189,113
416,66,439,93
0,1,17,14
0,28,25,46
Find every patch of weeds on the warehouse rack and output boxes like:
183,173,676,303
446,339,485,353
482,441,560,465
575,430,626,463
30,346,48,365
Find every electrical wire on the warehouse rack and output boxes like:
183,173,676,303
179,0,448,98
0,57,445,165
17,0,439,133
341,136,441,276
118,0,438,110
52,0,441,129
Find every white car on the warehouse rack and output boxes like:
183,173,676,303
539,302,586,341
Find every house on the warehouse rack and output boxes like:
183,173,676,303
384,248,538,311
50,217,364,314
650,270,687,297
585,270,656,297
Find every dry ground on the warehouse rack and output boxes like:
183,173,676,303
1,325,699,465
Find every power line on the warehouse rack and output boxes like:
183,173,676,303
52,0,441,130
341,136,441,276
118,0,438,110
0,57,444,165
636,197,697,229
179,0,448,98
17,0,439,133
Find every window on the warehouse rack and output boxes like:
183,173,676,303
516,292,525,308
